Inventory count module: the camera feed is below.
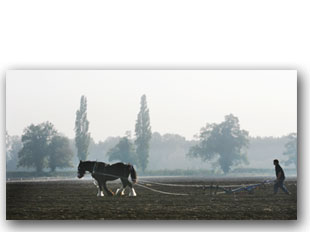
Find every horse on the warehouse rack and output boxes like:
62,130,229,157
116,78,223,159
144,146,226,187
77,160,137,197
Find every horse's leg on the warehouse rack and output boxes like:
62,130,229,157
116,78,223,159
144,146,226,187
126,179,137,197
116,178,127,196
98,181,104,197
94,178,104,197
103,181,114,196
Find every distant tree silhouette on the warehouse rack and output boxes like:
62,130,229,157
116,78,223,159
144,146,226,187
75,95,91,161
18,122,57,173
187,114,249,174
6,132,22,171
48,135,74,172
283,133,297,168
107,136,137,165
135,94,152,173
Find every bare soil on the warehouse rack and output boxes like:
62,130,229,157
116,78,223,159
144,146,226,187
6,177,297,220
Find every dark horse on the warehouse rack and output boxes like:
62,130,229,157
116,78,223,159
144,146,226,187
77,160,137,197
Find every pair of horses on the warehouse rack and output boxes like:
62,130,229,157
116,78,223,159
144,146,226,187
77,160,137,197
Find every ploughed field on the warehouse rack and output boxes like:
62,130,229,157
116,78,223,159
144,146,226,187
6,177,297,220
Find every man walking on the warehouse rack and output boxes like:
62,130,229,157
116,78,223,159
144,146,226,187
273,159,290,195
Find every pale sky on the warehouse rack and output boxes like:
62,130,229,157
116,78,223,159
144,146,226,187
6,70,297,142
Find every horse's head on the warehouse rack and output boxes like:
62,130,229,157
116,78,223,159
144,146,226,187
77,160,86,179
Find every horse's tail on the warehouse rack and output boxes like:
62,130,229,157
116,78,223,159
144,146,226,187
129,164,137,183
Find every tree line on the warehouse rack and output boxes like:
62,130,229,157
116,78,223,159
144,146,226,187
6,94,152,174
7,130,297,174
6,95,297,175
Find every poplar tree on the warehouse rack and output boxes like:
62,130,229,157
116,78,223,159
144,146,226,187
135,94,152,172
75,95,91,161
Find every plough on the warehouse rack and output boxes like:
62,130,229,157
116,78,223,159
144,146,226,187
214,180,274,195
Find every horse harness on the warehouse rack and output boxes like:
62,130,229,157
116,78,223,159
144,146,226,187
91,161,128,179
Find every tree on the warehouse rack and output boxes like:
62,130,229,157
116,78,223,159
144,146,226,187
187,114,249,174
149,132,198,170
6,130,12,162
6,132,22,171
18,122,57,173
107,136,137,165
48,135,74,172
88,136,121,161
135,94,152,172
283,133,297,168
75,95,91,161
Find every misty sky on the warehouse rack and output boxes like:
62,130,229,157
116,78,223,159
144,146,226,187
6,70,297,142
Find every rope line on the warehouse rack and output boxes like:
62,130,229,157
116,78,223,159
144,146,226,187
135,183,190,196
137,179,208,188
91,171,126,179
137,178,273,189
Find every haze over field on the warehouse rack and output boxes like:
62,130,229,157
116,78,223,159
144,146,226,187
6,70,297,174
6,70,297,141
